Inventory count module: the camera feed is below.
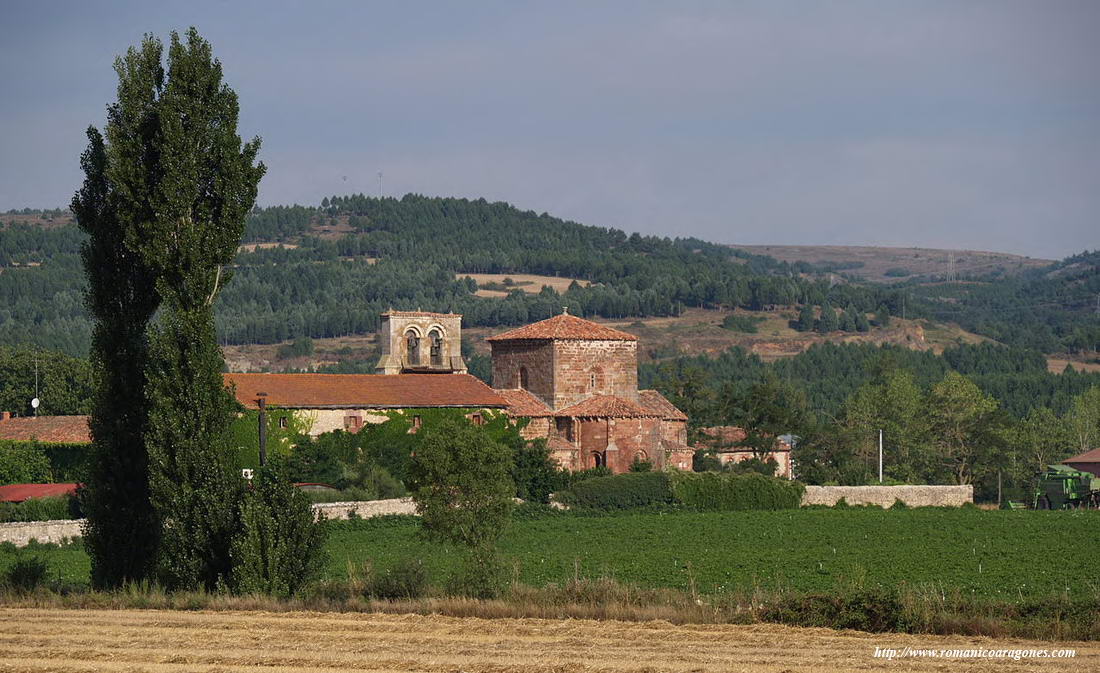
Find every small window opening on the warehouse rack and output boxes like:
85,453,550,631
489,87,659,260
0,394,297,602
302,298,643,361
405,330,420,364
591,451,605,468
471,412,485,426
278,416,288,429
429,328,444,366
518,366,529,389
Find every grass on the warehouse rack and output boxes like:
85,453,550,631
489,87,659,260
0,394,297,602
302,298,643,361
5,507,1100,600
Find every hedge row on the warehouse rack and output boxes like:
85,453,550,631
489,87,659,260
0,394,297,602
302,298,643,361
0,440,89,485
0,495,81,522
555,472,673,511
556,471,804,512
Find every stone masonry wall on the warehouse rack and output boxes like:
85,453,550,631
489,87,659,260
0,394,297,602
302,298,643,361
0,499,422,547
551,340,638,409
605,417,664,471
490,341,556,407
801,485,973,508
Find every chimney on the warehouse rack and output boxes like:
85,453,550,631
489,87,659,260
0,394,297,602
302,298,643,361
1,411,10,421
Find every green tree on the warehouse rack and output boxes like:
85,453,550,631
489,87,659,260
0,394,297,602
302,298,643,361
73,87,163,588
1067,386,1100,454
927,371,999,484
839,304,857,332
875,304,891,328
795,304,815,332
722,373,811,460
817,303,838,333
843,369,929,483
408,418,514,596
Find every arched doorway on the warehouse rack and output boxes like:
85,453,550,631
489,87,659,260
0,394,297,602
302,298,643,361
591,451,605,468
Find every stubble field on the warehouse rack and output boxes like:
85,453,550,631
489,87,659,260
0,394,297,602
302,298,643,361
0,607,1093,673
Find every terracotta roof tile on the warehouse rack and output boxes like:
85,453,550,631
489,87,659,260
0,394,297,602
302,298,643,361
487,313,637,342
0,416,91,444
495,388,553,417
0,483,79,503
1064,447,1100,463
555,395,660,418
224,373,506,409
638,390,688,421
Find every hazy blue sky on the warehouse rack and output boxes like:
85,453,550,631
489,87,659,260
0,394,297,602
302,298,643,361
2,1,1097,258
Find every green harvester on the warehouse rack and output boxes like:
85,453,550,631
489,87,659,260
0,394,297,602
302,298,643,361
1032,464,1100,510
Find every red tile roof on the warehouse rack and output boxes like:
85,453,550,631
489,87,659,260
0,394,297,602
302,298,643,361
555,395,660,418
1064,447,1100,464
0,416,91,444
487,313,637,342
638,390,688,421
224,373,506,409
495,388,553,417
0,483,79,503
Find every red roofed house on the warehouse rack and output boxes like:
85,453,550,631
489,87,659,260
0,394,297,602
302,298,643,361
1063,447,1100,478
488,310,693,472
0,412,91,444
694,426,793,479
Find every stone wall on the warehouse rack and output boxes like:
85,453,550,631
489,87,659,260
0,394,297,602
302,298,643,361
490,341,555,406
551,340,638,408
0,499,420,547
0,519,84,547
801,485,973,508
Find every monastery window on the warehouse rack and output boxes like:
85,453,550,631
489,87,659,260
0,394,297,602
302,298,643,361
344,415,362,431
428,328,444,366
470,412,485,426
405,330,421,365
518,366,529,390
278,416,288,429
588,367,603,392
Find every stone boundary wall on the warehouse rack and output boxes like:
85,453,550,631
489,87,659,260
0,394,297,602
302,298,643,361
0,519,84,547
801,485,973,508
311,497,417,521
0,498,419,547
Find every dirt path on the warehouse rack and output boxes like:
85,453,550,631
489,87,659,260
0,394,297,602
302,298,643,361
0,607,1093,672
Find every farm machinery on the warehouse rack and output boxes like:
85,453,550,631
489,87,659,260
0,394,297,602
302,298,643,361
1032,464,1100,510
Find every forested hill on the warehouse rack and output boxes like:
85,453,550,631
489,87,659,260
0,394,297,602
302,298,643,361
0,196,903,355
911,249,1100,354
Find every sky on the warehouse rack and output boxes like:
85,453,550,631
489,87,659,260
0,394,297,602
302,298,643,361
1,1,1097,259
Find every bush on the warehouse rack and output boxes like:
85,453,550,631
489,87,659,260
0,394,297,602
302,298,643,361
556,472,674,511
3,555,49,591
365,557,429,600
446,545,506,599
230,464,328,598
0,440,52,485
670,472,804,511
721,314,764,333
0,495,80,522
763,587,904,632
884,267,910,277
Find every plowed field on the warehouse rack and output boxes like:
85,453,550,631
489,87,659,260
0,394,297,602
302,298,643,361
0,607,1093,672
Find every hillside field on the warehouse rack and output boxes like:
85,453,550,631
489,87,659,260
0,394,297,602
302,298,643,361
732,244,1051,282
7,508,1098,601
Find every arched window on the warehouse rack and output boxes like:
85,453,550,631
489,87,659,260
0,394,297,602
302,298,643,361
428,328,444,366
591,451,606,468
405,330,420,364
588,367,603,392
518,366,529,390
633,450,648,465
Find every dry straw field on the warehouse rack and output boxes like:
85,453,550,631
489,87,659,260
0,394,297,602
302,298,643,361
0,607,1094,672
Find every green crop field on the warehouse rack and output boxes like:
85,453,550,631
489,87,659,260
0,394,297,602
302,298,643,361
5,508,1100,599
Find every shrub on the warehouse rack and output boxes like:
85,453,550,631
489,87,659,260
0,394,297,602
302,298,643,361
884,267,910,277
556,472,674,511
670,472,804,511
366,557,429,600
0,495,80,523
763,588,904,632
721,314,764,333
0,440,52,485
3,555,49,591
446,545,506,599
230,464,328,597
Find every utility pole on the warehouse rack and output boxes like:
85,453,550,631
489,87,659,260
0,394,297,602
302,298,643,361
257,392,268,467
878,429,883,483
377,171,383,198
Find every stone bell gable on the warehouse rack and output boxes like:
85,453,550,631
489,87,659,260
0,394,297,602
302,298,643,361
375,310,467,374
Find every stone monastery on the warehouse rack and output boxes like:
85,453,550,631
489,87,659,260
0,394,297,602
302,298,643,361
225,310,694,472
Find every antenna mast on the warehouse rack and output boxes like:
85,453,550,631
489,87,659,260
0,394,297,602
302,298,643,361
378,171,383,198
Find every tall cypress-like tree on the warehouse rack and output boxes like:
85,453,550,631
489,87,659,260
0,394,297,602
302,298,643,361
75,29,266,591
73,106,163,587
132,30,265,590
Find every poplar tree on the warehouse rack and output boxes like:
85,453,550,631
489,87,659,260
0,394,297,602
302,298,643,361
75,28,266,590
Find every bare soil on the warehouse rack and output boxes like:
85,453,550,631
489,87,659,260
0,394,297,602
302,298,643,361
733,245,1050,283
0,607,1091,672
